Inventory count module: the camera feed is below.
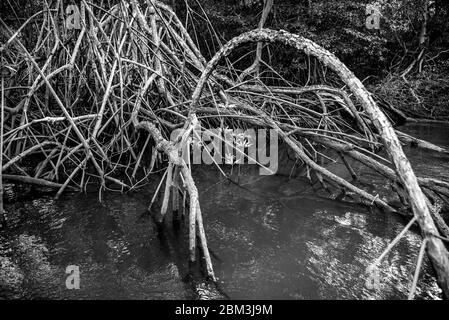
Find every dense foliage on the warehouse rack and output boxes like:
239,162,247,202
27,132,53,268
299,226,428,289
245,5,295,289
174,0,449,118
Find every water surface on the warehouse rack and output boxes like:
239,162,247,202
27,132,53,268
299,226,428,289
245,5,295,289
1,123,448,300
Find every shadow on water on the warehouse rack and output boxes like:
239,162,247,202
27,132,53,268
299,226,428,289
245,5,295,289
0,122,448,299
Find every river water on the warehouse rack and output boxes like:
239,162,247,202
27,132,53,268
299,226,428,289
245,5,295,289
1,123,448,300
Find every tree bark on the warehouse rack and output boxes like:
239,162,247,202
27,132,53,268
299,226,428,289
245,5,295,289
238,0,273,81
419,0,430,46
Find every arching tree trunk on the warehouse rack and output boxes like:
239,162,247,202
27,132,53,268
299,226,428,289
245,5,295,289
190,28,449,298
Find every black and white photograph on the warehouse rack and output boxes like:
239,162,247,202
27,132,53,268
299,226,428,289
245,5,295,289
1,0,449,307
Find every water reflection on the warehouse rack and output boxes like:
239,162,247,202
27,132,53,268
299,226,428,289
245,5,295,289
197,171,442,300
0,123,448,299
